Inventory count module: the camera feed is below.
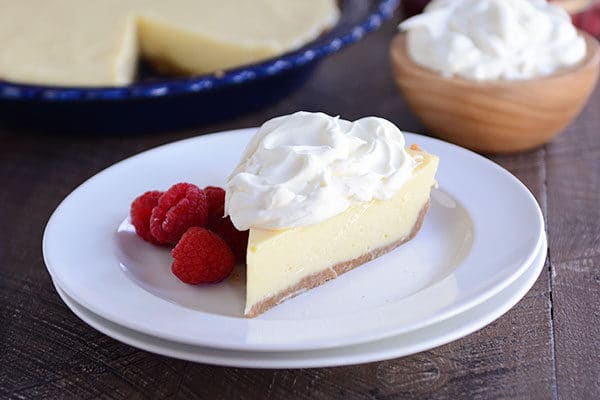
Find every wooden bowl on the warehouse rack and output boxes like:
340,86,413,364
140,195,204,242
390,31,600,154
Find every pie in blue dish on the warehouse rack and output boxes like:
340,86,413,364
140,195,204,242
0,0,398,133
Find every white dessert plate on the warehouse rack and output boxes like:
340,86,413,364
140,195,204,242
53,233,547,368
43,129,544,352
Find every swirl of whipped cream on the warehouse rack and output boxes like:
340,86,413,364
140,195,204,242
399,0,587,81
225,112,417,230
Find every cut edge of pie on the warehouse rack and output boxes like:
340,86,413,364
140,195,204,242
244,200,430,318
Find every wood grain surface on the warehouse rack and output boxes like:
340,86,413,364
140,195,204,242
1,10,599,400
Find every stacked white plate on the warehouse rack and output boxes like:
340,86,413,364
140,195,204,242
43,130,546,368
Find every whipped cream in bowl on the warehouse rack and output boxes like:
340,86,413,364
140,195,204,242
390,0,600,153
399,0,587,81
225,111,417,230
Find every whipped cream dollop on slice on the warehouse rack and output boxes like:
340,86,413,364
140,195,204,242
225,112,417,230
399,0,587,81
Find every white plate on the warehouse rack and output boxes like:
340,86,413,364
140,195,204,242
53,234,547,368
43,129,544,352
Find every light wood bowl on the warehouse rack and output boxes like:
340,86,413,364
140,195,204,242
390,31,600,154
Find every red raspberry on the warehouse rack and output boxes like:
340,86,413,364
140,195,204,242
130,190,163,245
203,186,226,216
150,183,208,245
210,215,249,263
172,227,235,284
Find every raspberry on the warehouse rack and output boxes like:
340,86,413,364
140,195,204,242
203,185,231,238
210,215,249,263
130,190,163,245
150,183,208,245
172,227,235,284
203,186,226,216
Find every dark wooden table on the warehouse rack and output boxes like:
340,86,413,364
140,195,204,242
2,13,599,400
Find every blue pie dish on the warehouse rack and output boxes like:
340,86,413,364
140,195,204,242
0,0,398,133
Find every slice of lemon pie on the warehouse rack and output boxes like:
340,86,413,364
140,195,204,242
225,112,439,317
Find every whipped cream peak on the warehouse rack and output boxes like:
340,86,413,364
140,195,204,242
225,112,417,230
399,0,587,81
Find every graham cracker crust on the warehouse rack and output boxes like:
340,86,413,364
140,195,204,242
244,200,431,318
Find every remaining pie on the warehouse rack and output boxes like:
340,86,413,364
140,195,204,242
225,112,439,317
0,0,339,86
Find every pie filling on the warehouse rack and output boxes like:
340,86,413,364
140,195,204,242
244,149,439,317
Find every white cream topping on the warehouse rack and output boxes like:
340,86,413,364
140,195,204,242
399,0,587,81
225,112,417,230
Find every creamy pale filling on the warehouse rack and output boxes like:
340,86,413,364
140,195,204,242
245,151,438,315
138,17,278,75
0,0,339,86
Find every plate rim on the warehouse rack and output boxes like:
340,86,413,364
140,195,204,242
43,129,545,352
52,234,547,368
